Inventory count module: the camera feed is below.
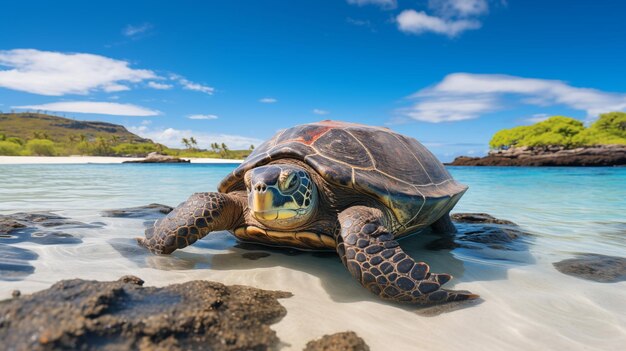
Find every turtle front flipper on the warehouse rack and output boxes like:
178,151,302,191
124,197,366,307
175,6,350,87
336,206,478,304
137,192,245,254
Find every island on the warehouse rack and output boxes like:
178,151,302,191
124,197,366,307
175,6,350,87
448,112,626,166
0,112,253,160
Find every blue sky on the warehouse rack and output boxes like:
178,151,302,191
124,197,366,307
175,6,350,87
1,0,625,160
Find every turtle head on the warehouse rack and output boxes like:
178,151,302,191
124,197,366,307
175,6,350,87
245,164,317,229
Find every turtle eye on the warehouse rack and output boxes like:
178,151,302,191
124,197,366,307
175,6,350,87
280,173,299,193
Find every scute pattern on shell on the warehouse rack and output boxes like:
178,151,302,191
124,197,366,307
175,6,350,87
219,121,467,233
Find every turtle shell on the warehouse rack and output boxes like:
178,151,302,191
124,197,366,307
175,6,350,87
219,121,467,233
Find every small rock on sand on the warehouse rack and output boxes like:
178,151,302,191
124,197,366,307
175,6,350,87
304,331,370,351
553,254,626,282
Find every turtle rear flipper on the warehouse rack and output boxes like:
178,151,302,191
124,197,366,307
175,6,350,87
137,192,245,254
336,206,478,304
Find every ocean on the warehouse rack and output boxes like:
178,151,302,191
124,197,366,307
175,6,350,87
1,163,624,350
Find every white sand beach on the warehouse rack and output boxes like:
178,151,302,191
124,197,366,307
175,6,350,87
0,156,243,164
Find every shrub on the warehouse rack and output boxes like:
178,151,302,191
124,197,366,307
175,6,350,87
111,142,159,156
26,139,57,156
0,141,21,155
6,137,25,146
490,114,626,149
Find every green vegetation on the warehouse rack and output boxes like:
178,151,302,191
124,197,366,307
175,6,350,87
0,112,253,159
489,112,626,149
26,139,57,156
0,141,21,156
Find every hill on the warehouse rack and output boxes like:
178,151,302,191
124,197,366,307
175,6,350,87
0,112,252,159
0,112,150,144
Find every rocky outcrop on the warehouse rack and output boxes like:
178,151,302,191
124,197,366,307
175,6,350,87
304,331,370,351
122,152,190,163
447,145,626,166
553,254,626,282
0,276,292,351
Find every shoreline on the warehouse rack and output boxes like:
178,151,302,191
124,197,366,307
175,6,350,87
447,145,626,167
0,156,243,164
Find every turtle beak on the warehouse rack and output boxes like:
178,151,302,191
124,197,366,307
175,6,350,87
250,184,298,221
251,182,274,213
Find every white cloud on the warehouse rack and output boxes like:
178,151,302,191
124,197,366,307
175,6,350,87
346,0,396,9
259,98,277,103
13,101,160,116
175,77,214,95
123,23,152,37
0,49,157,96
396,10,481,37
147,81,173,90
401,96,498,123
525,113,550,124
397,0,490,37
128,126,263,149
346,18,371,27
401,73,626,123
429,0,488,18
313,109,329,115
188,114,218,120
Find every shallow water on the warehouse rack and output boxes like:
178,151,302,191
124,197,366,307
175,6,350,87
1,164,625,350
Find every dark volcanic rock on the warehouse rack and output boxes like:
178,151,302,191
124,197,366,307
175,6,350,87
451,213,516,226
241,252,271,260
0,276,292,351
447,145,626,167
101,203,173,219
0,212,85,245
123,152,190,163
426,213,528,251
553,254,626,282
0,244,38,281
304,331,370,351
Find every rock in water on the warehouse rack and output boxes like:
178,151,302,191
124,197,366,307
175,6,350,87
451,213,517,226
100,203,174,219
304,331,370,351
426,213,529,251
0,276,292,351
122,152,190,163
0,245,38,281
0,212,85,245
553,254,626,282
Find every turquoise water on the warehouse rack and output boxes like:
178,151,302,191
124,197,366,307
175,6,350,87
1,164,625,350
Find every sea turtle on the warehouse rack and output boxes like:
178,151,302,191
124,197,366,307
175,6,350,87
138,121,477,304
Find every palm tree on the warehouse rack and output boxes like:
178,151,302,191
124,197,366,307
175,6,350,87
219,143,229,158
110,135,120,144
249,144,255,151
189,137,198,150
79,134,87,143
181,137,190,149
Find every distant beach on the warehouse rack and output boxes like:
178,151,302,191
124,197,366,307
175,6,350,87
0,156,243,164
